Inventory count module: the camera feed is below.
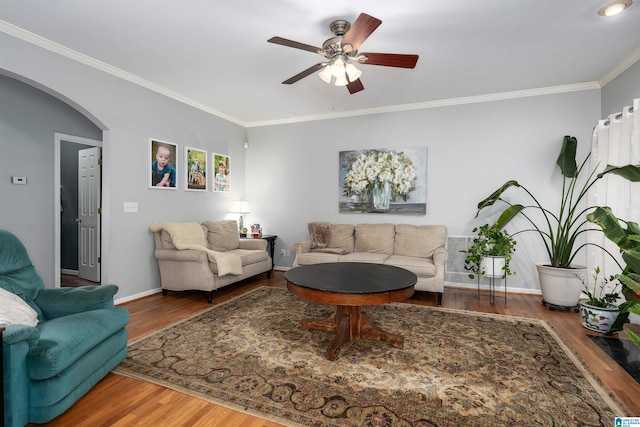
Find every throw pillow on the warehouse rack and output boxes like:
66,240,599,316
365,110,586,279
0,286,39,326
309,222,331,250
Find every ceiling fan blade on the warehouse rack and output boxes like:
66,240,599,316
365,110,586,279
268,36,322,53
341,13,382,52
359,53,419,68
347,79,364,94
281,63,325,84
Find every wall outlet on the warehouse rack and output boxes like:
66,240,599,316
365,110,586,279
280,249,286,256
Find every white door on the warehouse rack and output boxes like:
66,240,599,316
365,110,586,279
78,147,101,282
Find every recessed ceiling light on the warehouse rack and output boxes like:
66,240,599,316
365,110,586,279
598,0,633,16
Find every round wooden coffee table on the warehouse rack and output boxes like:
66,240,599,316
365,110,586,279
284,262,417,360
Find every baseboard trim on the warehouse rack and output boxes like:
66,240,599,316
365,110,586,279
115,288,163,305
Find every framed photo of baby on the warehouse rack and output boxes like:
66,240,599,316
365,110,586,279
185,147,207,191
213,153,230,192
149,138,178,189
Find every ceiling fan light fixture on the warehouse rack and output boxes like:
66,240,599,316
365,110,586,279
598,0,633,16
345,63,362,82
331,58,346,77
318,65,333,83
334,74,349,87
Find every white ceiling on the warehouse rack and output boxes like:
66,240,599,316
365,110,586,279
1,0,639,126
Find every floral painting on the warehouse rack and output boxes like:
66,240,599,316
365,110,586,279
339,148,427,214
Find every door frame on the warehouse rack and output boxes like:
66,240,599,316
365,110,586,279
54,133,102,288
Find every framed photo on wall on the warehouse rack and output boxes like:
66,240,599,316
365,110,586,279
185,147,207,191
212,153,230,192
149,138,178,189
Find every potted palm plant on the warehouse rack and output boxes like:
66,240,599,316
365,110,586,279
475,135,640,308
462,223,517,279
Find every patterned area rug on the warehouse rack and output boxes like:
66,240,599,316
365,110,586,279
115,287,628,426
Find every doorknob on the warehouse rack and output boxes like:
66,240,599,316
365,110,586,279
75,218,82,223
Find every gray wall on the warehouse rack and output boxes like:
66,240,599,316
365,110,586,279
1,33,247,300
246,90,601,292
0,75,102,280
602,60,640,116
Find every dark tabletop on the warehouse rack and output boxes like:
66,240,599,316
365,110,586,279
284,262,417,294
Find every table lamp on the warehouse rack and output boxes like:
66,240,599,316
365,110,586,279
230,200,250,237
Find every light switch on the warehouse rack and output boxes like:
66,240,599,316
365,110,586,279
12,176,27,185
124,202,138,213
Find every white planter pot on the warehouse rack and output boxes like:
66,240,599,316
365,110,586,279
536,263,587,308
480,256,506,278
580,302,620,333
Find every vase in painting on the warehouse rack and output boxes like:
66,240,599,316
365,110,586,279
372,181,391,211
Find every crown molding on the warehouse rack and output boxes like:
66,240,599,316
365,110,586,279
599,45,640,87
244,82,601,127
0,20,246,127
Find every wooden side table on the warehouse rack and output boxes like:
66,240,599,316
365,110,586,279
261,235,277,270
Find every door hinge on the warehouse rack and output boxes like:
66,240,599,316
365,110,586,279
98,257,101,263
98,207,102,215
98,158,103,166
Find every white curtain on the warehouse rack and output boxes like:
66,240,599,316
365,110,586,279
587,98,639,280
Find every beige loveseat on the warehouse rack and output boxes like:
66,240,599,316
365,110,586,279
293,223,448,304
151,220,272,303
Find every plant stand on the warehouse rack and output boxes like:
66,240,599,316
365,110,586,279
477,273,506,305
541,300,580,312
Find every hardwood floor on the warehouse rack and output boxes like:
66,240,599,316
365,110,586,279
33,271,640,426
60,274,99,288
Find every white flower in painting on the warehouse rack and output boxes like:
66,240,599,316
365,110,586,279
343,150,417,201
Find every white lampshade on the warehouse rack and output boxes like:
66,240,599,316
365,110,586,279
318,65,333,83
230,200,250,214
345,63,362,82
334,74,348,86
331,58,346,77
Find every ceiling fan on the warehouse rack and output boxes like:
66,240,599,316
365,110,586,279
268,13,419,94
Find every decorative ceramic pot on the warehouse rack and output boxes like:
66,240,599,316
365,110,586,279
372,181,391,211
480,256,506,278
536,263,587,308
580,302,620,333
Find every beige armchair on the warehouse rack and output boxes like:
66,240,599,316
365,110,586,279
151,220,272,303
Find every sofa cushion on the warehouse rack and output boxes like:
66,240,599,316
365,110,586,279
339,253,390,264
27,307,130,380
296,252,342,265
354,224,395,254
204,220,239,251
394,224,447,258
329,224,355,253
159,230,177,250
384,255,437,277
208,249,268,274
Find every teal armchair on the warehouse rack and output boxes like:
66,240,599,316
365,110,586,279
0,230,129,426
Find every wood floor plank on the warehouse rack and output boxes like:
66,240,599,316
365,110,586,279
31,272,640,426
